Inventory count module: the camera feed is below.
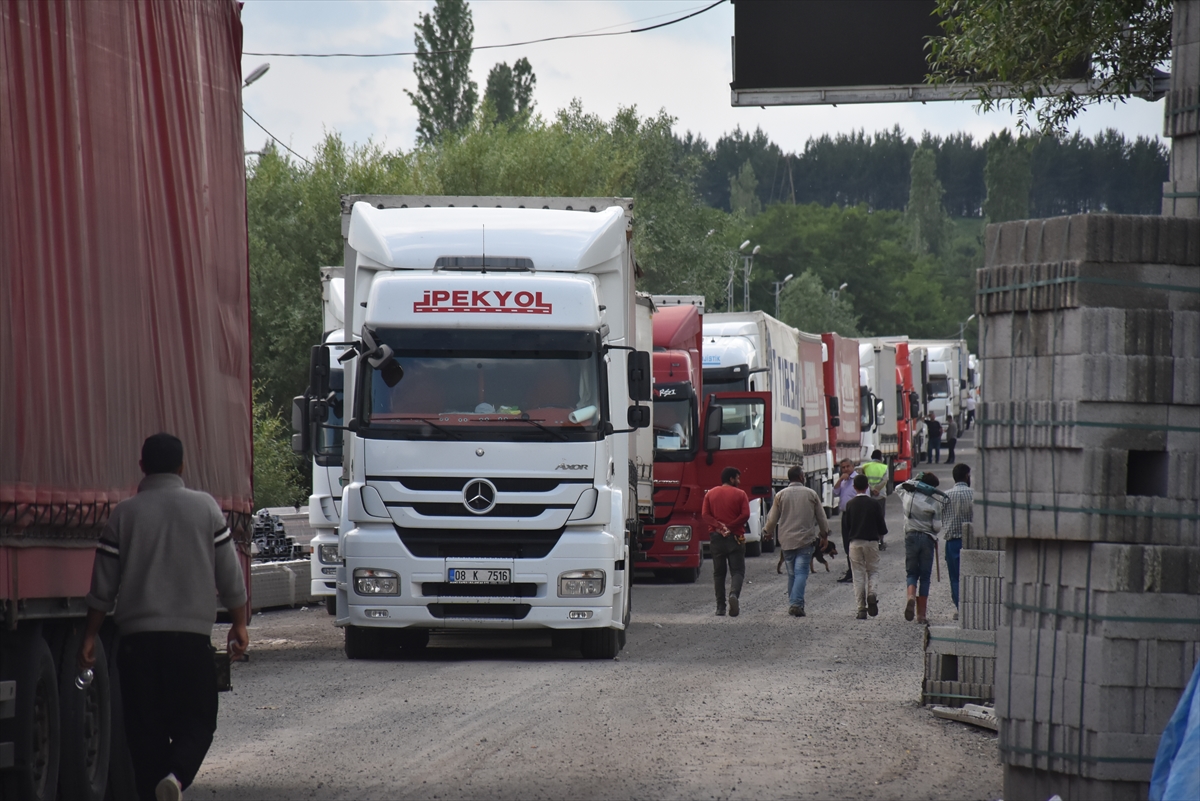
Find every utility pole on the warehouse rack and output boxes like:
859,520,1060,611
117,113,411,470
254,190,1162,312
730,240,750,311
743,244,760,311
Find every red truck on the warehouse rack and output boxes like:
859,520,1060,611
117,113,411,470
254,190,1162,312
0,3,252,799
638,303,772,578
821,333,862,469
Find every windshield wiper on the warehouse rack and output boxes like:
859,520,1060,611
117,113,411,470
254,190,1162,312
388,416,461,440
496,415,569,441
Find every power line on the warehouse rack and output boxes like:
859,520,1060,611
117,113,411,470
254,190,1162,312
244,0,726,58
243,109,313,167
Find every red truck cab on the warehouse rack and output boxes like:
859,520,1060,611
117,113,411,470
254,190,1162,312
638,305,773,578
893,343,919,483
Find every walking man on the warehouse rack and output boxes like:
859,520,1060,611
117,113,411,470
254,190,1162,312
833,458,858,583
897,471,945,624
925,414,944,464
943,463,974,619
701,466,751,617
762,466,830,618
78,433,248,801
965,392,977,430
842,474,888,619
944,415,958,463
860,449,890,549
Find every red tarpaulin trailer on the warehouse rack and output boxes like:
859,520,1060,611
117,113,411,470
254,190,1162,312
1,2,250,798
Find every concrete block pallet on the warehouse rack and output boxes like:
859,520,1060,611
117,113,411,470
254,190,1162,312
1003,764,1145,801
960,574,1003,631
250,559,318,611
981,308,1198,360
1003,540,1200,595
980,354,1197,406
979,443,1199,498
978,490,1198,544
982,215,1200,272
977,403,1200,454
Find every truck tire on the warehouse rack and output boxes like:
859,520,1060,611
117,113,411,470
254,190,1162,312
325,596,337,615
580,628,621,660
57,632,110,801
344,626,384,660
745,541,762,558
6,633,60,801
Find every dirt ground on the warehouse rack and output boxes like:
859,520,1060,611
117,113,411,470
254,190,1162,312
199,438,999,800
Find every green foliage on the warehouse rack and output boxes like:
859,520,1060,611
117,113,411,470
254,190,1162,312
406,0,478,144
252,384,307,510
906,147,948,254
984,130,1033,223
777,270,860,336
729,161,762,217
927,0,1173,134
484,57,536,124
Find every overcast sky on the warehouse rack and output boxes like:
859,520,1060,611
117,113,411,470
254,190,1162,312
239,0,1167,160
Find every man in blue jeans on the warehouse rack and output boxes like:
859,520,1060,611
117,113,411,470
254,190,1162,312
762,466,830,617
942,463,973,620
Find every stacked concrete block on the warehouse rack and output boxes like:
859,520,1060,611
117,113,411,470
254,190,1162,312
977,214,1200,801
249,559,317,611
923,533,1005,706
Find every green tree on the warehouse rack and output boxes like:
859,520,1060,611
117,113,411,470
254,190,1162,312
484,57,536,124
405,0,478,144
777,271,860,336
906,146,948,254
729,160,762,217
252,384,307,509
927,0,1173,134
984,130,1032,223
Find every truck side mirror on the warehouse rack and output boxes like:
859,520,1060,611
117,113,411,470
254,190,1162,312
628,351,651,401
627,405,650,429
291,395,310,455
308,345,331,423
704,405,723,452
909,392,921,419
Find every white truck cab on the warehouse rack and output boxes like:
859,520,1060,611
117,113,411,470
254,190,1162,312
295,197,651,659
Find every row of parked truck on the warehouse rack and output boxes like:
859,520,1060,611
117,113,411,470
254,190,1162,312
294,194,978,661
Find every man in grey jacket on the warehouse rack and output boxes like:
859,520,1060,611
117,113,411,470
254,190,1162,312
762,466,830,618
78,433,249,801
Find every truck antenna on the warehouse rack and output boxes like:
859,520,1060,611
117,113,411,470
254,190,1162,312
481,224,486,274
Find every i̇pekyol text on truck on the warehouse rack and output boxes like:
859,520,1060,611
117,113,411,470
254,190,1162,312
2,2,253,799
293,196,654,659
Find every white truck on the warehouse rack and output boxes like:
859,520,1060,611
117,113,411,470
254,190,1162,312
910,339,970,430
296,267,350,614
294,196,651,660
701,311,834,512
857,340,899,470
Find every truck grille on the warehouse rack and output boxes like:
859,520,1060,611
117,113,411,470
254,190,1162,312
427,603,531,620
410,503,558,518
395,526,564,558
392,477,588,493
421,582,538,598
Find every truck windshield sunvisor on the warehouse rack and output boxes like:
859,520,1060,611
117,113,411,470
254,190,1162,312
702,365,749,394
363,328,604,442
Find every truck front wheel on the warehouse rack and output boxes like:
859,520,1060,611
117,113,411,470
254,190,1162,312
344,626,384,660
580,628,621,660
58,631,111,801
325,596,337,615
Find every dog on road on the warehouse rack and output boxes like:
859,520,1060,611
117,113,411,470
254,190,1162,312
776,539,839,574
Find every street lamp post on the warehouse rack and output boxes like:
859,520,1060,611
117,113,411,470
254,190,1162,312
830,282,848,302
743,244,761,311
772,273,794,319
729,240,750,311
958,313,976,341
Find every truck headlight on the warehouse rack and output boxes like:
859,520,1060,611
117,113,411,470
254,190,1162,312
662,525,692,542
558,569,605,597
318,544,341,564
353,568,399,595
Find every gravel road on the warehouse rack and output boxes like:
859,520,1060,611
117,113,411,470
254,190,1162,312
201,437,999,800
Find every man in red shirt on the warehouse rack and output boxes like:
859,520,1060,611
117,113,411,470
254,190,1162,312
701,466,751,617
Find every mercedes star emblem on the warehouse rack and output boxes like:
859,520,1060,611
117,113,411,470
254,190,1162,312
462,478,497,514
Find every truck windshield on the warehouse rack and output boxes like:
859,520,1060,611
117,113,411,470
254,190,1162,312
703,375,747,394
928,378,951,398
363,328,603,442
653,384,695,462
